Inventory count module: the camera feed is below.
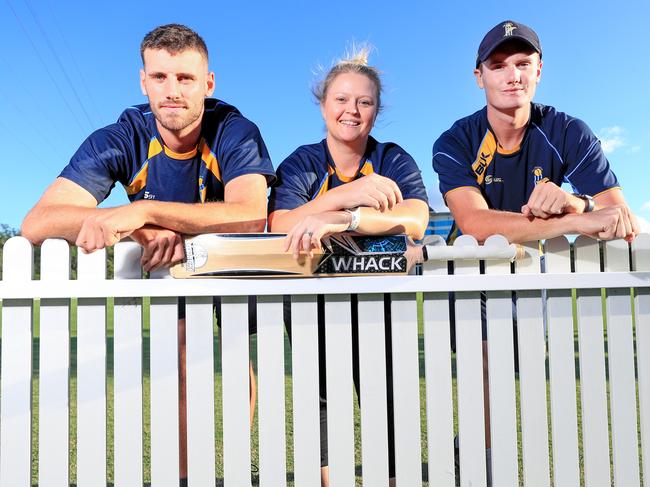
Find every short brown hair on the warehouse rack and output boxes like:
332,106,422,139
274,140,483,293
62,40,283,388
140,24,208,63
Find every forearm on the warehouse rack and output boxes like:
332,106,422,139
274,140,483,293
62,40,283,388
459,208,581,243
22,204,111,245
138,199,267,234
269,192,348,232
356,199,429,240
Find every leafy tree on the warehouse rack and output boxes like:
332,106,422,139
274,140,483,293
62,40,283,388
0,223,113,280
0,224,21,279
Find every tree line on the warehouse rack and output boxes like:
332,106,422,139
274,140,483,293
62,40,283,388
0,224,114,279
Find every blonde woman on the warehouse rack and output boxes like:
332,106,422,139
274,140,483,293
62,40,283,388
269,47,429,485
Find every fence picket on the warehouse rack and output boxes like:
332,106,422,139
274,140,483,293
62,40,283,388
574,236,611,487
113,242,144,487
38,238,71,487
324,294,355,486
633,233,650,487
515,241,550,487
150,291,180,487
185,296,217,486
390,292,423,486
221,295,252,485
453,235,487,487
422,255,455,487
357,294,389,485
76,248,108,487
484,235,519,487
603,239,640,486
0,237,33,487
257,295,288,486
544,236,580,486
290,295,321,486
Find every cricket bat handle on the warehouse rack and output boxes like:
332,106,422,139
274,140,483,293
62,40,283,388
406,234,525,268
422,243,524,262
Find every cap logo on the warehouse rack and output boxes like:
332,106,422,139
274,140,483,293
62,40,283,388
503,22,517,37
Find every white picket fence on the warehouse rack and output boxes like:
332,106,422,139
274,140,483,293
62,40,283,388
1,233,649,487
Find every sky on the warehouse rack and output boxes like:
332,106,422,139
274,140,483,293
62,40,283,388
2,0,649,231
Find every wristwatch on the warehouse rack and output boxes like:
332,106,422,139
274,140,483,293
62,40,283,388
574,194,595,213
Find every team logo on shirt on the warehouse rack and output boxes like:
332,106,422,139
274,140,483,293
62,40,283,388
532,167,544,185
503,22,517,37
472,131,498,185
485,175,503,185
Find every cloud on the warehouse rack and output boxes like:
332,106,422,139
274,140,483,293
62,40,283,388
598,126,626,154
642,202,650,212
628,145,641,154
637,215,650,233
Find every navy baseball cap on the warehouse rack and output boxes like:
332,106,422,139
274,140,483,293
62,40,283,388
476,20,542,67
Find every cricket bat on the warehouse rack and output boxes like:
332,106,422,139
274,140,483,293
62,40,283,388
170,233,523,279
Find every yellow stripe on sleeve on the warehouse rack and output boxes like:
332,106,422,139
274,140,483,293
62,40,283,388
471,130,497,185
200,139,221,182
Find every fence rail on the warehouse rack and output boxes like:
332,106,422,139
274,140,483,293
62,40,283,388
1,233,649,486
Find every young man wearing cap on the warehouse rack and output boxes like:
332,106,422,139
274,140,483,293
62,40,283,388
433,20,637,244
432,19,638,485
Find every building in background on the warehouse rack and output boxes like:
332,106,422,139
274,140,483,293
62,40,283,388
426,211,453,238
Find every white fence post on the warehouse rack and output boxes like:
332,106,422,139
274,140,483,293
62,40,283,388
112,241,144,487
149,268,180,487
185,295,217,486
603,239,640,486
77,247,108,487
38,239,71,487
453,235,487,487
633,233,650,486
357,293,390,485
485,235,519,486
256,295,287,486
515,241,551,487
0,237,33,487
324,294,355,486
221,295,252,486
290,295,321,486
422,251,455,487
544,236,580,486
574,236,611,486
390,292,423,486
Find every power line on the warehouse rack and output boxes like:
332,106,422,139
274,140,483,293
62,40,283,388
41,0,102,127
5,0,89,133
22,0,97,130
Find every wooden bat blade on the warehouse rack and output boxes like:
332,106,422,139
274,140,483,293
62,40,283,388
170,233,409,278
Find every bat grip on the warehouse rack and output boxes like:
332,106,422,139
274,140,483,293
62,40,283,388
422,243,523,262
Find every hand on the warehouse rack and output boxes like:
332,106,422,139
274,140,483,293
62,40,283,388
521,181,585,219
575,204,638,242
75,203,148,253
284,211,352,258
130,225,185,272
327,174,403,211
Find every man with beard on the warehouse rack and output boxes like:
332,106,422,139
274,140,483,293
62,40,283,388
22,24,275,483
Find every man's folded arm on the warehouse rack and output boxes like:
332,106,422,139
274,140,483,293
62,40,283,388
21,177,102,245
446,186,637,244
21,173,269,248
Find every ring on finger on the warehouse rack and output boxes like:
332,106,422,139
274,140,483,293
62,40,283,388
304,230,313,237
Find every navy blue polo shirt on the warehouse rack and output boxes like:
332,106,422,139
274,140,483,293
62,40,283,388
432,103,619,213
61,98,275,204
